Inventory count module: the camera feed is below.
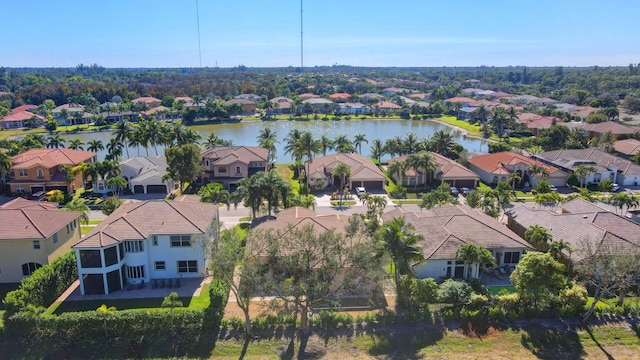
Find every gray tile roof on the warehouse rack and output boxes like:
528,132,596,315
534,148,640,175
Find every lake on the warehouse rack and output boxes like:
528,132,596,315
57,119,488,162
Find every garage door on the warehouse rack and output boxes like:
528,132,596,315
146,185,167,193
133,185,145,194
455,180,476,189
30,186,45,193
362,181,384,190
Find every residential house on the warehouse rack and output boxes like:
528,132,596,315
140,105,177,120
573,121,638,140
11,104,38,113
382,87,407,96
507,198,640,261
225,98,257,115
614,138,640,158
1,110,44,129
382,206,534,280
9,148,97,194
298,93,319,100
268,96,294,115
533,148,640,186
173,96,193,104
235,94,261,102
339,102,370,115
388,152,479,189
117,156,176,194
0,198,82,283
444,97,476,108
306,153,386,191
569,106,598,121
461,88,496,97
301,98,336,114
201,146,269,191
468,151,568,187
375,101,401,113
131,97,161,109
358,93,385,103
72,200,219,295
52,104,91,125
516,113,555,135
509,95,558,107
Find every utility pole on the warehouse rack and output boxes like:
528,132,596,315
300,0,304,70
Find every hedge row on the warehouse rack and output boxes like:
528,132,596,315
3,251,78,317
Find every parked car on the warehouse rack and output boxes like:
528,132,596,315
451,187,459,196
461,187,470,196
356,186,367,197
550,185,558,192
612,183,620,192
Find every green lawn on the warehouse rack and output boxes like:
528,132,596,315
48,283,210,315
487,285,517,296
435,116,485,137
330,200,357,206
586,296,640,311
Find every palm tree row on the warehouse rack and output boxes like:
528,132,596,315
371,130,462,162
112,118,204,159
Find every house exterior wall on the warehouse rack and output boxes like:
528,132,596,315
0,218,80,283
414,260,449,279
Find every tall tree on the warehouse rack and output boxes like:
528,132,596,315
162,292,183,337
64,198,90,224
68,138,85,150
455,243,496,280
353,133,368,155
86,139,104,153
320,135,334,156
197,182,231,209
331,163,351,207
96,304,116,337
370,139,386,162
378,217,425,296
165,144,202,191
113,119,132,158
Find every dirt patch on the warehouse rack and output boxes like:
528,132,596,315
459,324,501,340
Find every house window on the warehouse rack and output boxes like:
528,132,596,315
22,262,42,276
152,236,158,246
33,240,41,249
66,224,69,234
236,166,241,174
218,167,227,173
177,260,198,273
206,160,209,166
126,265,145,279
53,233,58,244
37,169,44,178
16,185,25,193
19,169,27,177
503,252,520,264
170,235,191,247
154,261,166,270
124,240,144,253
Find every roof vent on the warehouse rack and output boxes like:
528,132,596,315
583,215,588,219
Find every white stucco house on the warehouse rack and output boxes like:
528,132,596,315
382,206,534,280
120,156,176,194
71,199,218,295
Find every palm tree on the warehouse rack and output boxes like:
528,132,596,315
403,133,419,155
106,176,126,196
87,139,104,153
387,159,407,184
24,304,47,339
527,164,550,187
0,152,12,189
332,163,351,207
353,134,368,155
334,135,355,153
284,129,304,179
378,217,425,295
429,130,457,158
46,135,66,148
198,182,231,209
465,189,482,209
491,107,507,138
455,243,496,280
524,224,552,252
64,198,90,224
548,239,572,260
233,173,265,219
320,135,334,156
474,104,488,126
71,162,89,190
68,138,85,150
508,172,522,192
113,119,132,158
573,164,597,188
96,304,116,337
106,138,123,161
262,169,287,215
299,131,321,182
406,151,437,191
370,139,386,162
162,292,183,337
257,127,278,163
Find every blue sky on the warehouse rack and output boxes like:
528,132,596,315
2,0,639,68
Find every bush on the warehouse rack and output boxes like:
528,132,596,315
389,185,407,199
566,173,580,188
494,293,521,318
438,279,472,306
410,277,439,308
466,294,489,311
3,252,78,317
557,283,588,315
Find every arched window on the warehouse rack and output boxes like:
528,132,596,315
22,262,42,276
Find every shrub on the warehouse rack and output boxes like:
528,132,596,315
566,174,580,188
438,279,472,306
410,277,439,308
494,293,521,318
558,283,588,315
466,294,489,311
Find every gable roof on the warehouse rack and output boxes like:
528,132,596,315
131,97,161,104
1,110,44,122
306,153,385,181
11,105,37,113
575,121,638,136
121,156,168,182
382,206,532,260
377,101,401,109
389,152,478,179
200,146,268,165
72,200,218,249
12,148,96,170
614,138,640,156
0,199,81,240
534,148,640,175
469,151,563,176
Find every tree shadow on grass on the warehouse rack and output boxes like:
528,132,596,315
585,325,615,360
366,326,446,360
520,325,584,360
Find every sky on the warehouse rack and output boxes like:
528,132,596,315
2,0,639,68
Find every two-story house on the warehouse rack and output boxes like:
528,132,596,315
71,199,219,295
200,146,269,191
9,148,97,194
0,198,82,283
52,104,91,126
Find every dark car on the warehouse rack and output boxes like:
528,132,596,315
451,187,459,196
461,187,470,196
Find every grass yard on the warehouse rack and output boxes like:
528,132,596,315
391,199,422,205
487,285,517,295
211,321,640,359
435,116,486,137
48,283,210,315
330,200,357,206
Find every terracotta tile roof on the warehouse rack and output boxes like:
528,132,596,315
141,105,169,116
516,112,555,129
201,146,268,165
389,152,478,179
382,206,532,260
571,106,597,119
534,148,640,176
131,97,161,104
226,98,256,105
298,93,319,100
73,200,218,249
614,138,640,156
468,151,562,176
329,93,352,100
575,121,638,136
306,153,385,182
1,110,44,122
0,201,81,240
174,96,193,102
377,101,401,109
507,202,640,261
383,87,405,93
11,105,37,113
12,148,96,170
444,97,476,104
1,197,58,210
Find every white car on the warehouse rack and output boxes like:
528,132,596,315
612,183,620,192
356,187,367,197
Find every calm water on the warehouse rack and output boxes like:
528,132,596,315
57,119,488,162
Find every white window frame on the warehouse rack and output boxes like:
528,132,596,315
177,260,198,273
19,169,27,177
170,235,191,247
33,240,41,249
124,240,144,253
154,261,166,270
